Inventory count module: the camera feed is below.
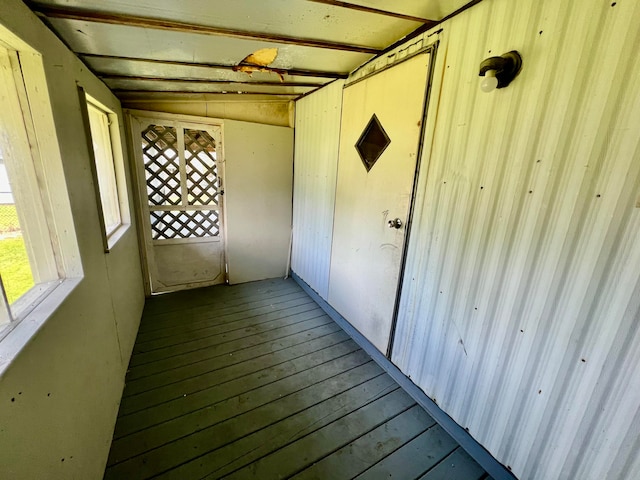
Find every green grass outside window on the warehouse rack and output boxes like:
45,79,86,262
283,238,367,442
0,204,34,304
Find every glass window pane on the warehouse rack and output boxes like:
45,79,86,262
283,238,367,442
0,148,35,304
355,113,391,172
87,102,122,236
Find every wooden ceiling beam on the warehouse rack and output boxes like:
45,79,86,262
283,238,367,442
78,53,349,79
29,3,381,54
305,0,437,24
112,89,303,97
100,74,322,88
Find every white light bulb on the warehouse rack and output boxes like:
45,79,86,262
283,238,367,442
481,69,499,93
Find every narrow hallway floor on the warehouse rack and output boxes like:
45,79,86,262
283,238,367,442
104,278,490,480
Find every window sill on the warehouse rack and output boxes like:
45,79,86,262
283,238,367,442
105,222,131,252
0,277,82,377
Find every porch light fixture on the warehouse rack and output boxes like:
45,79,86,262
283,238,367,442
478,51,522,93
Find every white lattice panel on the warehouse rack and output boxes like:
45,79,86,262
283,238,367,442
142,125,181,206
184,129,220,206
141,124,222,240
149,209,219,240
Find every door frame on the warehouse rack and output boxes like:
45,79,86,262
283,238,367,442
338,42,440,358
384,42,440,358
125,109,228,296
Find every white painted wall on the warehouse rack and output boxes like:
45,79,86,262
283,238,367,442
291,80,343,299
0,1,145,478
393,1,640,478
292,0,640,478
121,97,294,127
224,120,293,284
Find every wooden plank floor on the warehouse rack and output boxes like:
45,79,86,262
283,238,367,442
104,278,490,480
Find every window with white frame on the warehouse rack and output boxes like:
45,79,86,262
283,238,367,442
0,33,81,348
84,94,130,249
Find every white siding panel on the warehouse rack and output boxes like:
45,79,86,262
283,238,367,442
291,81,344,299
392,0,640,479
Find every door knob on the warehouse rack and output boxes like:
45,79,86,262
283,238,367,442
388,218,402,229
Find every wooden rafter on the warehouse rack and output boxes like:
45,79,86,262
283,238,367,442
100,74,322,88
78,53,350,80
29,3,381,54
113,90,304,97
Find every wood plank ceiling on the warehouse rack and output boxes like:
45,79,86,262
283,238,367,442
26,0,481,101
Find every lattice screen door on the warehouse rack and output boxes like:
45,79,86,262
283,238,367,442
129,112,226,293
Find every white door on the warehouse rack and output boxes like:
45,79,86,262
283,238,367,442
328,52,432,354
129,112,226,293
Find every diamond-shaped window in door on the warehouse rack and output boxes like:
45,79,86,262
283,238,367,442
355,114,391,172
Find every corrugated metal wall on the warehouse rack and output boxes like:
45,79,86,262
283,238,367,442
291,80,344,298
392,0,640,479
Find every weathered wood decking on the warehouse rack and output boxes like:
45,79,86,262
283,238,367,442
104,278,489,479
